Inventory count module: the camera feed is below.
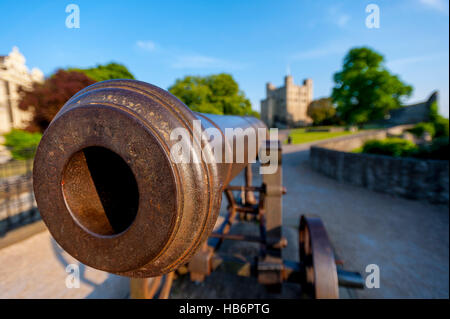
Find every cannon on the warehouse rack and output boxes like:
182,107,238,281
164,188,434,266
33,79,364,298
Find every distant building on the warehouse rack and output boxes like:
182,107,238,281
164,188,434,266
375,91,439,127
261,75,313,128
0,46,44,133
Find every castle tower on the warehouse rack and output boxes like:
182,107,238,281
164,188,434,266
261,75,313,128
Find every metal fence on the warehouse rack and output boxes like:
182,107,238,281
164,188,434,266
0,158,39,236
0,158,33,179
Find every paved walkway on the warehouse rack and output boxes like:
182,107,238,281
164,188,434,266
281,143,449,298
0,229,129,298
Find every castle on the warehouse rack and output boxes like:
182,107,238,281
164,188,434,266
0,47,44,133
261,75,313,128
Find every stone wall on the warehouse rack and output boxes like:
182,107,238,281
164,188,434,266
309,128,449,204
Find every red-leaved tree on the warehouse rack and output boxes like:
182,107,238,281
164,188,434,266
19,69,96,132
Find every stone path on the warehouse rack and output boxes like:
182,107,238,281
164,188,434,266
281,143,449,298
0,230,129,298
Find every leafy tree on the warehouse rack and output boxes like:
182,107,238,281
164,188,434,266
68,62,135,82
168,73,258,117
332,47,413,126
307,98,337,125
18,70,96,132
429,101,449,138
18,63,134,133
429,101,440,123
3,129,42,160
434,117,449,138
168,76,217,114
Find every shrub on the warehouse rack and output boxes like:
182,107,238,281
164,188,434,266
433,116,449,138
361,136,449,160
411,137,449,160
428,101,449,138
3,129,42,160
408,122,436,138
361,138,417,157
429,101,440,123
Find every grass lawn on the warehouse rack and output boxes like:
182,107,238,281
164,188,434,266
287,128,357,145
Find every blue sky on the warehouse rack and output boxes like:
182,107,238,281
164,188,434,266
1,0,448,117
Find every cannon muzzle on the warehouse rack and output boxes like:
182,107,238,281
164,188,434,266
33,79,266,277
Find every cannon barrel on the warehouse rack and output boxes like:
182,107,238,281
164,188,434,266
33,79,266,277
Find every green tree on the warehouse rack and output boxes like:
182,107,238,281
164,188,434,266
429,101,449,138
3,129,42,160
332,47,413,126
168,73,258,117
18,70,96,132
19,63,135,133
307,98,337,125
68,62,135,82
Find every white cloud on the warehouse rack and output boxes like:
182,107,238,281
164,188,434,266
419,0,449,12
170,54,243,69
135,40,244,70
136,40,157,52
327,5,351,28
337,14,350,27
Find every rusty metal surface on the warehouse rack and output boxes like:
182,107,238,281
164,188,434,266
33,79,266,278
299,215,339,299
191,140,286,290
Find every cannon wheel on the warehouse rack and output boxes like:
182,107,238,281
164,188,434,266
299,215,339,299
